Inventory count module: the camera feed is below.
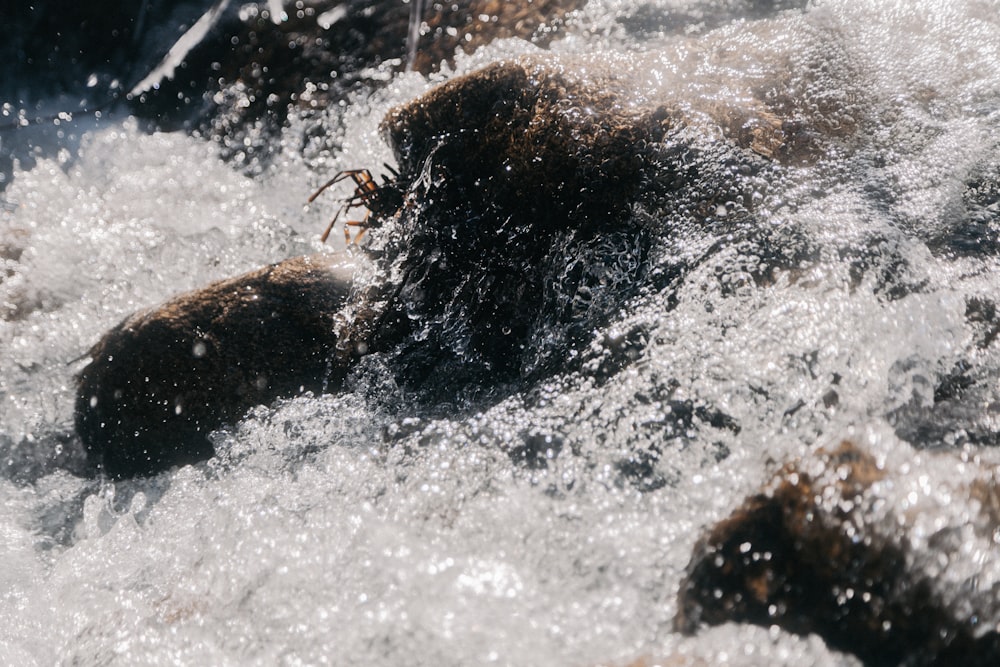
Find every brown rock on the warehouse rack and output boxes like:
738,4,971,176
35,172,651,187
676,441,1000,666
75,254,354,479
74,43,862,475
339,54,816,393
381,55,668,229
341,56,681,393
407,0,584,75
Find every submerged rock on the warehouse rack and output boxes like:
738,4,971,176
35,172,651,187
676,440,1000,666
75,254,353,479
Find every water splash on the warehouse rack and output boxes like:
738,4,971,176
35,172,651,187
405,0,427,72
128,0,233,97
2,1,1000,664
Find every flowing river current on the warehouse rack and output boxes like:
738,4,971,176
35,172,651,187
3,0,1000,664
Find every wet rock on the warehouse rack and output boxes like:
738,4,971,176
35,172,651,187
676,440,1000,666
341,56,679,399
127,0,584,167
67,55,698,476
407,0,583,74
75,254,353,479
381,57,666,223
339,53,813,400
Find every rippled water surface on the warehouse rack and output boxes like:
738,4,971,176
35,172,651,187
3,0,1000,664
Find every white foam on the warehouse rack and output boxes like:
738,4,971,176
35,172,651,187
2,1,1000,664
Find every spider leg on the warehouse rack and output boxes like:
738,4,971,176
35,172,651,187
382,162,400,180
308,172,350,203
307,169,372,203
310,168,385,244
344,215,370,245
319,201,351,243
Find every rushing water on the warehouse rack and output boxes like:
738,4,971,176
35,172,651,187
3,0,1000,664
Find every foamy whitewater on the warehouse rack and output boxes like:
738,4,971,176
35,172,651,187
2,0,1000,664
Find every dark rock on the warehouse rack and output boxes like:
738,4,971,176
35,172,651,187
75,254,352,479
70,56,683,477
126,0,584,167
676,440,1000,666
380,57,668,220
344,56,677,399
407,0,583,74
338,53,807,396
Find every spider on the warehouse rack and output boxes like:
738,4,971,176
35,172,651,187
308,167,402,244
